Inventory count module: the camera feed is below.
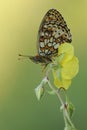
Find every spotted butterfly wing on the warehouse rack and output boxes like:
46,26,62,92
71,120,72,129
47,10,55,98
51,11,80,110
19,9,72,65
37,9,72,59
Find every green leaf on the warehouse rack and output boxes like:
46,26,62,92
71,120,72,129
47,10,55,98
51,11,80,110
67,102,75,118
66,97,75,118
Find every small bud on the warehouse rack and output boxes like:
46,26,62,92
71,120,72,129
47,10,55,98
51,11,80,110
35,84,44,100
35,77,48,100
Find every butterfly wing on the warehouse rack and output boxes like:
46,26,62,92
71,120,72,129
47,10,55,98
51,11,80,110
37,9,72,57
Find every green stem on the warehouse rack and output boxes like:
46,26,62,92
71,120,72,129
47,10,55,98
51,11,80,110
47,79,64,106
47,78,75,129
64,108,75,128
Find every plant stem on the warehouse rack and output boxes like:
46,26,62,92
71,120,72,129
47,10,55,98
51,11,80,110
47,78,75,129
47,79,64,106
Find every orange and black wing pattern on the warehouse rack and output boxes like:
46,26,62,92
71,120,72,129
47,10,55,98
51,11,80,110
37,9,72,58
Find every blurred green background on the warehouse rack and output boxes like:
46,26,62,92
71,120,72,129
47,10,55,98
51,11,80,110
0,0,87,130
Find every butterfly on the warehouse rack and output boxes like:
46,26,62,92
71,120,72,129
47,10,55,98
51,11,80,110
19,9,72,66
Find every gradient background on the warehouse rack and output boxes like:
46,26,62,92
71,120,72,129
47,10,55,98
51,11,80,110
0,0,87,130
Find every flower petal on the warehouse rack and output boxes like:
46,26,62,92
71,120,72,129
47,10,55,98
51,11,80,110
52,43,79,90
62,56,79,79
54,76,71,89
58,43,74,65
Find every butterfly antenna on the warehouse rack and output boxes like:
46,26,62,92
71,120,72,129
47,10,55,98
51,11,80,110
18,54,30,60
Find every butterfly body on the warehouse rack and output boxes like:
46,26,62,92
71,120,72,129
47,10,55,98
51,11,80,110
29,55,52,64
